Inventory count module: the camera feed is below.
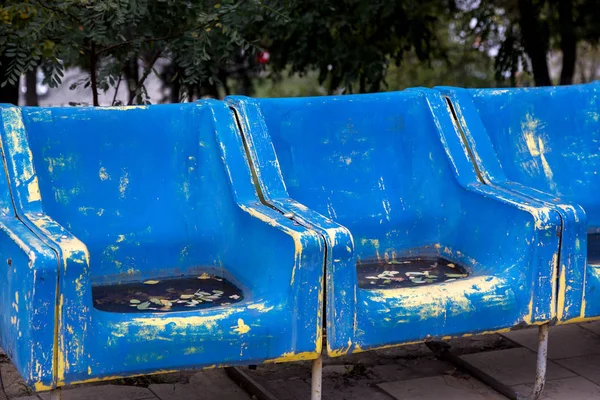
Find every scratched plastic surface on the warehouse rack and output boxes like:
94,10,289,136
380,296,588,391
0,101,324,389
227,90,560,354
439,82,598,322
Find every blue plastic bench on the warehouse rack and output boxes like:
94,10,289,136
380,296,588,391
0,102,324,391
227,89,561,359
439,83,597,324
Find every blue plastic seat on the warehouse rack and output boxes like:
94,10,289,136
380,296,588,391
0,102,324,390
227,90,561,355
439,83,598,323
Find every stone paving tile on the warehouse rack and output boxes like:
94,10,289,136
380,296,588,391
501,325,600,360
37,385,157,400
378,375,506,400
323,381,394,400
460,348,576,386
555,354,600,386
512,377,600,399
263,368,396,400
260,378,310,400
368,358,454,382
274,378,391,400
148,369,250,400
247,354,458,400
322,365,348,375
13,396,40,400
0,349,36,399
578,321,600,336
446,333,518,356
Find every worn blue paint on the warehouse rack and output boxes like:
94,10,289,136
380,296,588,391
227,90,561,355
0,101,324,390
0,119,58,390
438,83,597,322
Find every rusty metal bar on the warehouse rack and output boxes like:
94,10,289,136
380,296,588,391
224,367,279,400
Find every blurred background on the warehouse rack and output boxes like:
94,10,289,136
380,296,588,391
1,0,599,107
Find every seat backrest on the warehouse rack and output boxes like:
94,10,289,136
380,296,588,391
21,103,241,281
469,84,600,226
255,92,465,260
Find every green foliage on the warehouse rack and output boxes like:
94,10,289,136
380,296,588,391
253,69,326,98
260,0,457,94
461,0,600,86
255,17,498,99
385,40,498,90
0,0,282,104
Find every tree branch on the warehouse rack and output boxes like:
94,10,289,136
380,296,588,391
96,3,246,56
558,0,577,85
33,0,82,25
89,41,99,106
96,34,180,56
127,50,161,105
518,0,552,86
111,73,123,106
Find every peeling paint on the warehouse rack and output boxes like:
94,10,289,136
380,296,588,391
232,319,251,335
109,105,149,111
247,302,275,313
99,167,110,181
27,177,41,202
265,351,317,364
119,171,129,198
557,264,567,322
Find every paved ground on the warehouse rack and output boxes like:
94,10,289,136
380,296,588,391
4,322,600,399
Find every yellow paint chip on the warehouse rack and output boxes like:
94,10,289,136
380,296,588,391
232,318,250,334
143,280,160,285
34,381,53,391
119,171,129,198
557,265,567,321
265,351,317,363
27,177,41,202
247,303,275,313
522,118,555,187
99,167,109,181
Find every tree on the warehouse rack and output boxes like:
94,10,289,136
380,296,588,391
24,69,39,106
255,0,458,94
385,19,498,90
0,0,283,105
462,0,600,87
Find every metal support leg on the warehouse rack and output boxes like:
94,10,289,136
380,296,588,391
311,355,323,400
528,323,549,400
49,388,62,400
426,323,549,400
